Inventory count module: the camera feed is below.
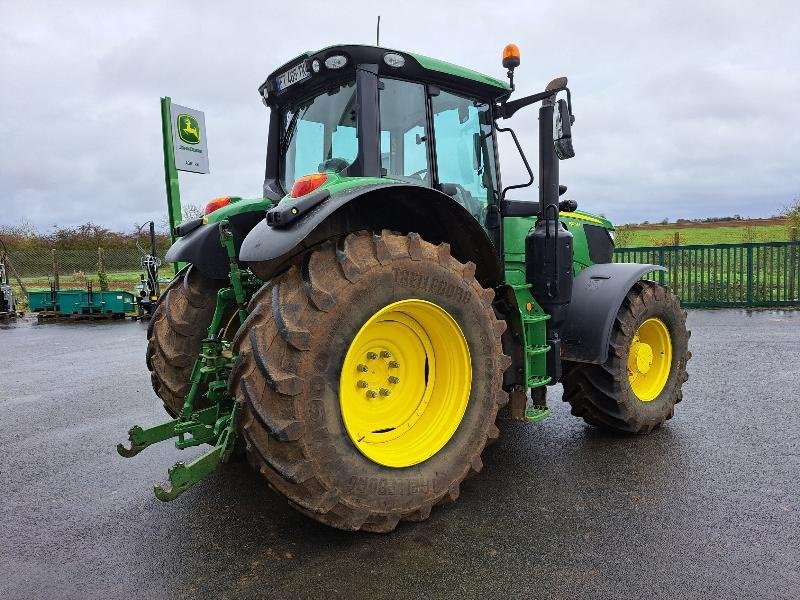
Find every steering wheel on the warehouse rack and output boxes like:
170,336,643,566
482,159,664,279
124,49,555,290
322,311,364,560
407,168,428,181
319,157,350,173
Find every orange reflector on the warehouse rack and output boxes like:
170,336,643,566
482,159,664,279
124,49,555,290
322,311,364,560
290,172,328,198
204,196,232,215
502,43,521,69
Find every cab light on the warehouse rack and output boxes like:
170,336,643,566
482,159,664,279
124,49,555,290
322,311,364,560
502,43,521,69
290,173,328,198
324,55,348,69
204,196,232,215
383,53,405,68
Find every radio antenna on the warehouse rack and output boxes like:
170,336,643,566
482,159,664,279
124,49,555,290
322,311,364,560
376,15,381,46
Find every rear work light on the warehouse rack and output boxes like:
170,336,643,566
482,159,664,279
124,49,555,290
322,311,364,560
204,196,232,215
290,173,328,198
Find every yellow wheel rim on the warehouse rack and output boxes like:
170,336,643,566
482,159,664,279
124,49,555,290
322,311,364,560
340,299,471,468
627,317,672,402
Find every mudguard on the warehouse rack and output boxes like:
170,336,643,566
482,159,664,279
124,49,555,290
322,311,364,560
239,183,503,286
165,210,266,280
561,262,667,364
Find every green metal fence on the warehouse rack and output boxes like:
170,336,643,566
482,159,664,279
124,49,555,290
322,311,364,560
614,241,800,307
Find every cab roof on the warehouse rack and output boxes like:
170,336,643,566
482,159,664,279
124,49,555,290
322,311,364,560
260,44,511,106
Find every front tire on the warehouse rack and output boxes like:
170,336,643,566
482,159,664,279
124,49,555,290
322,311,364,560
229,231,509,532
562,280,691,433
146,265,226,416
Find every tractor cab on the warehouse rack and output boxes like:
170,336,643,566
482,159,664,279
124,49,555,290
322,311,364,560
260,45,509,227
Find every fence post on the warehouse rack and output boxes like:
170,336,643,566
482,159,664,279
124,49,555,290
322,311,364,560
97,247,109,291
658,247,665,284
52,248,60,291
790,228,798,301
746,245,753,305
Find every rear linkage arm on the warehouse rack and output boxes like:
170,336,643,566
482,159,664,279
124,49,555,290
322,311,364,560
117,220,260,501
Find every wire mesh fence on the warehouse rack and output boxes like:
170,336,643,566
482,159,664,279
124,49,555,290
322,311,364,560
2,246,170,311
5,239,800,312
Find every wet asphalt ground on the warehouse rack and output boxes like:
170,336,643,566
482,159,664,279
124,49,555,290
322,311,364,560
1,309,798,600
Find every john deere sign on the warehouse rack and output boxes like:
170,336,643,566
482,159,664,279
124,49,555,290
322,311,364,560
170,103,209,174
177,114,201,145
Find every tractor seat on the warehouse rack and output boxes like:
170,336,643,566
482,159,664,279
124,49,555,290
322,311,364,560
439,183,484,221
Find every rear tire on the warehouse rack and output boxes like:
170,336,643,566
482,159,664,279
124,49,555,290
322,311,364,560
561,280,691,433
146,265,225,416
229,231,510,532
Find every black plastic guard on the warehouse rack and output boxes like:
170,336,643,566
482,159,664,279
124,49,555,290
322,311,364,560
164,210,265,280
561,263,667,364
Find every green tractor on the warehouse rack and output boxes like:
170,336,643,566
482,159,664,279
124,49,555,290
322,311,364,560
121,43,690,532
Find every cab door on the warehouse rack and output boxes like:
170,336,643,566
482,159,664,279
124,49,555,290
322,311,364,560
430,90,499,228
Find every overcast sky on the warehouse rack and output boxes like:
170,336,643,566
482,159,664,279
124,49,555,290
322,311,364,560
1,0,798,232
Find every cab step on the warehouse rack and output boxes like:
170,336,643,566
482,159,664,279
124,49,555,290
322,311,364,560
525,405,551,423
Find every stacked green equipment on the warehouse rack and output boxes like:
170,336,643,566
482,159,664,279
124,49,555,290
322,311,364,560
120,44,691,532
28,286,135,317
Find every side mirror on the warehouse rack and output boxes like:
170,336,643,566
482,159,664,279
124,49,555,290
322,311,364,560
554,98,575,160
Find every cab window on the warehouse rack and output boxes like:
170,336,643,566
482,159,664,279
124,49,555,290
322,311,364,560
432,91,498,222
280,82,358,192
378,78,430,185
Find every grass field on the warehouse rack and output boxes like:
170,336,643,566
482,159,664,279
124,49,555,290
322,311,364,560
616,220,794,247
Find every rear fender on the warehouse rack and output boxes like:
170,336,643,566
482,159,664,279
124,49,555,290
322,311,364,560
239,183,504,287
561,263,667,364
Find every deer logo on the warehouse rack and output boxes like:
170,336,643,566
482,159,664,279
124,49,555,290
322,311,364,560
177,114,201,145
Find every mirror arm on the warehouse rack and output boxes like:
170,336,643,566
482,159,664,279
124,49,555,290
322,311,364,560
499,85,567,119
565,87,575,125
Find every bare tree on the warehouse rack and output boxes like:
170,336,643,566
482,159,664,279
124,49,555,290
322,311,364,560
182,203,204,221
783,195,800,235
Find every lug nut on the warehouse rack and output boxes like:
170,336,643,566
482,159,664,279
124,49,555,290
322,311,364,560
366,390,378,398
388,376,400,384
366,352,378,360
379,388,391,397
388,361,400,369
357,380,369,388
380,351,392,359
357,364,369,372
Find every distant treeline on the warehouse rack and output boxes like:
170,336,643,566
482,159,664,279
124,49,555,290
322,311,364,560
0,222,171,255
621,215,791,229
624,216,789,228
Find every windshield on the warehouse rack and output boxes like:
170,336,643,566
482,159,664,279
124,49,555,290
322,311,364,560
279,82,358,193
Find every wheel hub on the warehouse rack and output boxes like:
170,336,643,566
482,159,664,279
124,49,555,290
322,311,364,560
353,350,400,398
